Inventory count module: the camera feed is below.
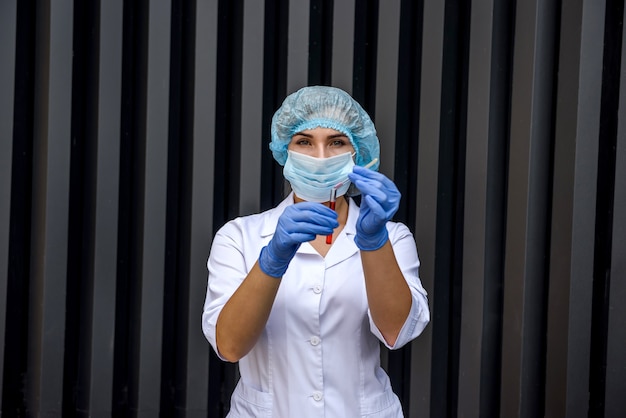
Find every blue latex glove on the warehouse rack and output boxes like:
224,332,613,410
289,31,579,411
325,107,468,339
348,166,401,251
259,202,339,277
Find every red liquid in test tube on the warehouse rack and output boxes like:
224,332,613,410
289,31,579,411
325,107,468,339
326,187,338,244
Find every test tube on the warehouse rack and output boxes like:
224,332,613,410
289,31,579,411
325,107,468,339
326,187,338,244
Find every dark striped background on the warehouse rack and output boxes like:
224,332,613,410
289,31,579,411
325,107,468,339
1,0,625,417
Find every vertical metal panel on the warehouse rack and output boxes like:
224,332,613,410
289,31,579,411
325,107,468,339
375,0,400,176
331,0,355,92
589,0,624,414
566,0,604,410
480,0,515,415
136,0,171,414
89,0,123,415
431,0,471,415
260,0,289,209
374,0,406,412
287,0,309,92
563,54,602,418
27,0,73,414
352,1,379,113
186,0,218,414
546,0,604,416
410,1,445,416
3,0,36,414
391,0,421,229
212,1,245,410
458,0,493,415
214,0,243,227
240,0,265,215
605,9,626,411
113,0,150,412
64,0,100,413
376,0,400,378
308,0,333,85
160,1,196,414
0,0,17,404
502,0,559,416
501,4,539,409
545,1,584,415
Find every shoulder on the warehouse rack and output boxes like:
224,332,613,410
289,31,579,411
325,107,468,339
387,220,413,238
214,195,294,242
385,220,418,254
346,196,415,241
215,209,273,241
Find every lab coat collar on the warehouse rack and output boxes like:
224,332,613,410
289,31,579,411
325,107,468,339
260,192,296,238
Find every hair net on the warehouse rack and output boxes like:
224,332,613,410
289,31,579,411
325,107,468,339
270,86,380,170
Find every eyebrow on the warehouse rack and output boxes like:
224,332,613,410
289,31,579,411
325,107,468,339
328,133,349,139
293,132,348,139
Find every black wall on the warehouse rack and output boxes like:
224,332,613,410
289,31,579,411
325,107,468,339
1,0,625,417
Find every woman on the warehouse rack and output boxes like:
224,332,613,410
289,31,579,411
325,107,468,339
203,86,430,417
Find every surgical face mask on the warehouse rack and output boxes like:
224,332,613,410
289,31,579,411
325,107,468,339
283,150,355,202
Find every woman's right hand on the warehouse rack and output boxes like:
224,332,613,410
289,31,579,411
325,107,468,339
258,202,338,277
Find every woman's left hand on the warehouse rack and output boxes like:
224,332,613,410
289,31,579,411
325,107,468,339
348,166,401,251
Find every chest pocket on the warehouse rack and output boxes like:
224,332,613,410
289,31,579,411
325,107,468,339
227,380,273,418
361,387,404,418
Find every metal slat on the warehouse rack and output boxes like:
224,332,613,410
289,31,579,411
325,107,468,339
501,0,560,416
501,2,540,407
545,0,605,416
375,0,400,177
287,0,309,92
28,0,74,414
0,0,17,404
605,4,626,415
136,0,171,415
563,0,603,413
430,0,471,415
186,0,218,414
240,0,265,216
545,0,584,414
331,0,355,92
605,112,626,413
478,0,516,415
410,1,445,416
374,0,405,409
88,0,124,415
457,0,493,415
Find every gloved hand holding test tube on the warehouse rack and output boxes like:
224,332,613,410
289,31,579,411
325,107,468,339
326,158,379,244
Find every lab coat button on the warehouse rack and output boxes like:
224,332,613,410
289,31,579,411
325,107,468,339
313,284,322,294
310,336,321,346
312,391,323,401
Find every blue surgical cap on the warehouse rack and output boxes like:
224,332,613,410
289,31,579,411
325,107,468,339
270,86,380,170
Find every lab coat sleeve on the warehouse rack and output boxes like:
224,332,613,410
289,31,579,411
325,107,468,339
367,222,430,349
202,219,251,361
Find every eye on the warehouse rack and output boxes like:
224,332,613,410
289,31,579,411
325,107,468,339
326,135,354,156
291,136,311,146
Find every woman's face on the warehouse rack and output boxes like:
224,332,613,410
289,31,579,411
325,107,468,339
288,127,355,158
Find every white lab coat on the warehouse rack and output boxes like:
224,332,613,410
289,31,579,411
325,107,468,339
203,193,430,418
